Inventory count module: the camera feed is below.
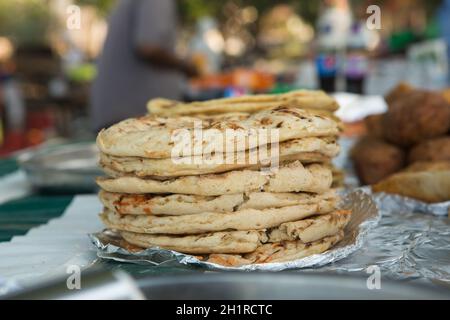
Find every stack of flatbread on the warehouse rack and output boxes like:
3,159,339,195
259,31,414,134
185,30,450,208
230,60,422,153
96,91,350,267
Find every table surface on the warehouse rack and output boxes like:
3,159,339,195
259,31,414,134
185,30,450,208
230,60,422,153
0,157,205,278
0,158,72,242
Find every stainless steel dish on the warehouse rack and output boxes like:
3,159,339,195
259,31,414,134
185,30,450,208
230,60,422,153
5,270,450,300
137,273,450,300
17,142,103,193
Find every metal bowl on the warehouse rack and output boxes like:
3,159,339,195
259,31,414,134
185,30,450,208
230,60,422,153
17,142,103,194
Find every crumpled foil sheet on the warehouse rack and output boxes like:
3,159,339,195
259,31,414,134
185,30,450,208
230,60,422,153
369,189,450,217
316,199,450,282
89,190,381,271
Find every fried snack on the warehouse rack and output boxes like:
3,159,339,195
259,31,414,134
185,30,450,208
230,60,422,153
384,82,414,107
442,88,450,105
351,137,405,185
364,114,384,139
372,161,450,203
408,136,450,164
382,90,450,147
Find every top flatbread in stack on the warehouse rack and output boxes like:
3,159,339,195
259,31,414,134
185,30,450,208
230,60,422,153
147,90,339,116
96,96,349,266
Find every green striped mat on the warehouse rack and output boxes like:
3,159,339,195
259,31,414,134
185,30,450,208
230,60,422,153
0,157,73,242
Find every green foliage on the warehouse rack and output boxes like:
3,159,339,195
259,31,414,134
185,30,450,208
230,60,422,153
177,0,223,23
176,0,321,25
0,0,54,47
74,0,117,16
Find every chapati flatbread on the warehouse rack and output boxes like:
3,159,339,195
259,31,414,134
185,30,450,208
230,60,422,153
100,191,243,215
99,189,338,216
206,231,344,266
100,152,331,179
99,137,339,177
245,231,344,263
120,230,268,254
100,199,336,235
147,90,339,116
97,107,339,158
117,209,348,255
96,161,332,195
205,253,253,267
238,190,338,210
268,210,351,243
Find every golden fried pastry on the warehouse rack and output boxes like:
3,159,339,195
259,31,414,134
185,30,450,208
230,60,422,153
351,137,405,185
408,136,450,164
442,88,450,105
372,161,450,203
384,82,414,107
364,114,384,139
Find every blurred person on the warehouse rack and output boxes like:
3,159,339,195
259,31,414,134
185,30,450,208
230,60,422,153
438,0,450,84
91,0,198,131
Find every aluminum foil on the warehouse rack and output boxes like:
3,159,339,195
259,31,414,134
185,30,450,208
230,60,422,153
89,190,381,271
315,198,450,282
369,189,450,217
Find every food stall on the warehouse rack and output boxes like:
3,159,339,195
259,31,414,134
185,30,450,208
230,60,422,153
0,0,449,301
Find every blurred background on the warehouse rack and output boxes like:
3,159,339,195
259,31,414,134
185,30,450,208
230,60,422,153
0,0,449,156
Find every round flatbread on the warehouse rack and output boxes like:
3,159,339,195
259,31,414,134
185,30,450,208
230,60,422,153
117,210,348,255
99,189,338,216
120,230,268,254
96,161,333,196
97,107,339,158
245,231,344,263
100,199,336,235
101,152,331,179
268,210,351,243
147,90,339,116
206,231,344,266
99,137,339,178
